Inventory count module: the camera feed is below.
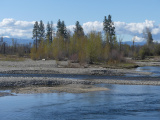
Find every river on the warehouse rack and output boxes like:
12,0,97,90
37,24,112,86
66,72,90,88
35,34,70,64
0,84,160,120
0,66,160,120
136,66,160,77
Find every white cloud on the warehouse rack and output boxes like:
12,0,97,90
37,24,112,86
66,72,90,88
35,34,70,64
3,36,10,38
152,28,160,35
115,20,157,35
0,18,15,27
82,21,103,33
0,18,160,42
14,20,35,29
67,25,75,33
132,36,144,42
0,18,34,38
80,20,160,41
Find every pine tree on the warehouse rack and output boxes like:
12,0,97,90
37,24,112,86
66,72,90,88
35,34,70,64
74,21,84,37
103,15,115,49
32,21,39,51
147,31,153,45
56,19,68,39
50,21,54,42
46,21,54,43
39,20,45,43
144,28,153,46
46,22,50,39
61,21,66,38
56,19,62,36
103,15,115,36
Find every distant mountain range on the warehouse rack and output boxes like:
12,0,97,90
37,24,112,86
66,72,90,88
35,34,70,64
1,38,33,45
122,41,146,46
1,37,146,46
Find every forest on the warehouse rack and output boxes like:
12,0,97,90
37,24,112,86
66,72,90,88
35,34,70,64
1,15,160,64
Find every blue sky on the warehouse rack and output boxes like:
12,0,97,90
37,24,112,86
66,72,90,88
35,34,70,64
0,0,160,41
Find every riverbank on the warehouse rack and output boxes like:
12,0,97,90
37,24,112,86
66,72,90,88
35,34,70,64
0,92,14,97
0,76,160,96
0,76,160,87
0,59,153,75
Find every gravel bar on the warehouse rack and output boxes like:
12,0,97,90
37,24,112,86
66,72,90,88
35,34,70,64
0,59,159,88
0,77,160,88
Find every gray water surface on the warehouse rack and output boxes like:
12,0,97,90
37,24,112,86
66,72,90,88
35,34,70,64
0,84,160,120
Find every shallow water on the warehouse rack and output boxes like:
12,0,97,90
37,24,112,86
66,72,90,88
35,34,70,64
136,66,160,77
0,66,160,78
0,84,160,120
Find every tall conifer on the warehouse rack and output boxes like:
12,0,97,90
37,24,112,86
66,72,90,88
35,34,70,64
32,21,39,51
39,20,45,43
103,15,116,49
74,21,84,37
56,19,68,39
46,21,54,43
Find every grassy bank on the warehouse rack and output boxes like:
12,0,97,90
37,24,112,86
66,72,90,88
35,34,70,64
0,54,26,61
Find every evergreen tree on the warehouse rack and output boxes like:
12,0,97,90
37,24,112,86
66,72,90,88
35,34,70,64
32,21,39,51
46,21,54,43
46,22,50,39
56,19,61,33
147,32,153,45
103,15,115,36
144,28,153,46
103,15,115,49
74,21,84,37
39,20,45,43
56,19,68,39
56,19,62,36
50,21,54,42
61,21,67,39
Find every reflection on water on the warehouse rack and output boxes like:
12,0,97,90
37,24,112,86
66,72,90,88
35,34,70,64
1,84,160,120
136,66,160,77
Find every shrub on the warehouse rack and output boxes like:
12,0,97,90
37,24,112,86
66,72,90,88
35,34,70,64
107,49,124,64
69,54,79,63
139,46,151,59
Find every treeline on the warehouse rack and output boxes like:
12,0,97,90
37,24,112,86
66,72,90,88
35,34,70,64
120,28,160,59
30,14,160,63
31,15,123,64
0,37,31,57
1,14,159,62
